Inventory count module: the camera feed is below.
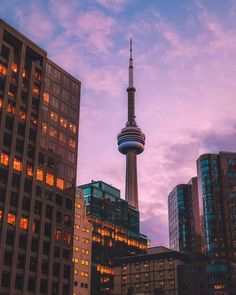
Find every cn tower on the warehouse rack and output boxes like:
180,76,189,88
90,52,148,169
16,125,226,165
117,39,145,210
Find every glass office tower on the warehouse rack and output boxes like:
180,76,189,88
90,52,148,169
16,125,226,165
0,20,80,295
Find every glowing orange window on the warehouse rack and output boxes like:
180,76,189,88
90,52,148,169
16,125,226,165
36,169,44,181
19,109,26,120
0,210,3,221
69,123,76,133
60,117,67,128
27,165,33,177
43,91,49,103
11,63,18,73
0,98,3,108
7,213,16,226
13,158,22,172
42,122,47,133
46,173,54,186
56,178,64,190
0,64,7,76
7,103,15,114
64,232,71,244
31,115,37,125
50,111,58,122
55,229,61,240
22,69,26,78
0,153,9,166
8,91,14,98
20,217,28,230
33,86,40,96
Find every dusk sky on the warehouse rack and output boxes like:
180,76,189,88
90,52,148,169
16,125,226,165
2,0,236,246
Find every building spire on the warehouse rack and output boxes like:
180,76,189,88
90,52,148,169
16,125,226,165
129,38,134,88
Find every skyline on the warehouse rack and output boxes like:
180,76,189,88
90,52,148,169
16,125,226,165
2,0,236,246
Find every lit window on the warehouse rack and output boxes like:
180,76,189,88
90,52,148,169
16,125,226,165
6,103,15,114
73,258,79,263
49,126,58,138
13,158,22,172
0,210,3,221
27,165,33,177
60,117,67,128
56,178,64,190
31,115,37,125
50,111,58,122
43,91,50,103
42,122,47,133
46,173,54,186
0,64,7,75
69,123,76,134
22,69,26,78
20,217,28,230
75,203,81,209
34,72,41,81
33,86,40,96
36,169,43,181
8,91,14,98
7,213,16,225
55,229,61,240
11,63,18,73
73,246,79,252
74,236,80,241
64,232,71,244
74,269,78,275
0,153,9,165
19,109,26,120
59,132,66,143
69,138,76,149
0,98,3,108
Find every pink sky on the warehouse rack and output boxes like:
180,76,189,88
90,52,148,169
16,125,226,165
2,0,236,245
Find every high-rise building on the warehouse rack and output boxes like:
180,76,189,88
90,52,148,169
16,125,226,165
117,39,145,210
79,180,147,295
0,20,80,295
114,246,187,295
168,177,201,253
197,152,236,261
73,189,92,295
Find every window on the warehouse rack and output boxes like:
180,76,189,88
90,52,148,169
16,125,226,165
43,91,50,103
26,164,33,177
46,173,54,186
31,238,39,252
46,63,51,75
49,126,58,138
19,108,27,120
62,89,69,99
13,158,22,171
4,250,13,266
1,272,10,288
69,122,77,134
53,263,60,277
55,229,61,241
32,219,40,233
40,280,48,294
54,246,60,257
63,265,71,279
34,200,42,215
7,213,16,226
41,261,49,274
64,215,72,226
51,96,59,108
22,196,30,211
29,257,37,272
56,211,62,223
10,192,18,207
17,254,25,269
54,68,61,80
56,178,64,190
65,198,72,210
19,234,27,249
42,122,47,133
28,277,36,292
11,63,18,73
46,205,53,219
50,111,58,122
0,63,7,75
6,230,15,245
69,138,76,149
63,249,70,260
20,217,28,230
0,153,9,165
53,83,60,95
36,169,44,181
60,117,67,128
33,86,40,96
64,232,71,244
43,241,50,255
61,102,67,114
59,132,66,143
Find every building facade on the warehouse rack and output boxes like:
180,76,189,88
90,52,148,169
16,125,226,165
168,177,201,253
197,152,236,293
73,189,92,295
79,181,147,295
0,20,80,295
113,246,186,295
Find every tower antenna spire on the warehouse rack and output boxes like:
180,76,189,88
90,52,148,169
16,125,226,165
129,38,134,88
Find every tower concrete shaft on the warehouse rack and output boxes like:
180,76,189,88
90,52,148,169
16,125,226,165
117,39,145,210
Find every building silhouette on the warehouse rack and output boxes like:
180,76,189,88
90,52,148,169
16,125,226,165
0,20,80,295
